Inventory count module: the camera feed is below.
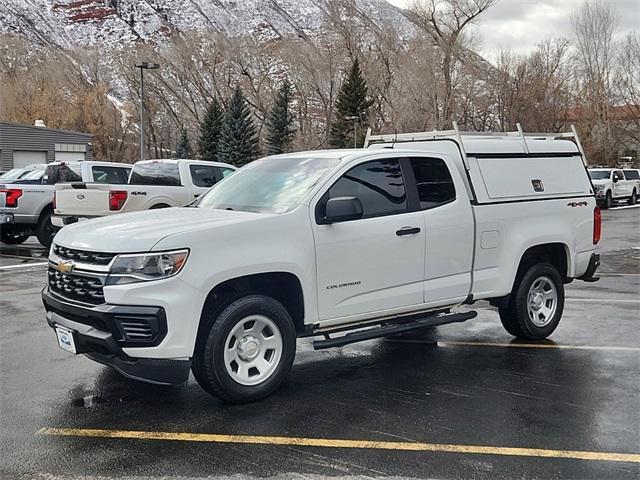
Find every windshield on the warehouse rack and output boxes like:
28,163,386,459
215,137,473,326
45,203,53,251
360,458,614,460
18,169,45,181
197,156,341,213
0,168,25,180
589,170,611,180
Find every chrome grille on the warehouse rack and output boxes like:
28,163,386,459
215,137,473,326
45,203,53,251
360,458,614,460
53,245,115,266
47,268,105,305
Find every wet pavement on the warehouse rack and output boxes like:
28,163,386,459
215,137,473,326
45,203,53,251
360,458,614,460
0,207,638,479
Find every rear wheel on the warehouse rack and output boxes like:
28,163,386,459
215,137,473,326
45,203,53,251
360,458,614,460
499,262,564,340
193,294,296,403
603,191,612,209
629,190,637,205
0,225,30,245
35,210,58,248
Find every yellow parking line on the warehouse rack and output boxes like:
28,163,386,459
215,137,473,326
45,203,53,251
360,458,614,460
439,341,640,352
38,427,640,463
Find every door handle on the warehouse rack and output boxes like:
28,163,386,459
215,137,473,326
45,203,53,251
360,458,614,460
396,227,421,236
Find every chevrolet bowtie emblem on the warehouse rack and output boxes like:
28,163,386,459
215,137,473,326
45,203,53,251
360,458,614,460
57,261,75,274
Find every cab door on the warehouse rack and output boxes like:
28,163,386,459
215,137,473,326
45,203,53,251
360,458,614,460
409,156,474,305
312,157,426,321
613,170,629,198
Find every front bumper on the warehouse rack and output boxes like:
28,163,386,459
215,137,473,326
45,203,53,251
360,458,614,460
42,287,191,385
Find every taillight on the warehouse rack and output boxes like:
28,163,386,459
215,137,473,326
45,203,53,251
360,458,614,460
593,207,601,245
0,188,23,208
109,190,127,211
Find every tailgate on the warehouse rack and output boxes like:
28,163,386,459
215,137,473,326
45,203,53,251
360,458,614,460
54,183,114,217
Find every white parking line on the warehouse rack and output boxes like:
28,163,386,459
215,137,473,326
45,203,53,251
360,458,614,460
566,297,640,304
610,204,640,210
598,273,640,276
0,262,48,271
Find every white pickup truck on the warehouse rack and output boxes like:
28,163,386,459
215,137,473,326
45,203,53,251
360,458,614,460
42,126,600,403
0,161,131,247
52,159,236,227
588,168,637,208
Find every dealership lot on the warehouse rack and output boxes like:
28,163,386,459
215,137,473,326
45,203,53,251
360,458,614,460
1,207,638,479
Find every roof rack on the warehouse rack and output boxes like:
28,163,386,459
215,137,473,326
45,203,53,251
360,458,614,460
363,123,588,166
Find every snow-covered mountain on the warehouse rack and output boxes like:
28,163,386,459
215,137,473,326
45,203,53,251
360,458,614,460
0,0,416,50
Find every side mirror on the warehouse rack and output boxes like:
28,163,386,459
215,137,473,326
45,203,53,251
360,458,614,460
322,196,364,224
613,176,619,183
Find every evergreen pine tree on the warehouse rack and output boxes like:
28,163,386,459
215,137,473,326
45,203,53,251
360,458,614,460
218,86,260,166
198,98,224,162
175,127,193,159
265,80,296,155
329,59,373,148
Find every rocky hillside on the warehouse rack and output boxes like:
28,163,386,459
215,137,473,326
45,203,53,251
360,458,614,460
0,0,416,50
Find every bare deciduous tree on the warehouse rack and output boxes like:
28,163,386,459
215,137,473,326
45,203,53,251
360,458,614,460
572,0,619,164
409,0,497,128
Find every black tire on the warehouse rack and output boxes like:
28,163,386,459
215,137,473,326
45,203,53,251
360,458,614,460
0,225,30,245
499,262,565,340
149,203,170,209
603,191,612,209
193,294,296,403
35,209,58,248
629,190,637,206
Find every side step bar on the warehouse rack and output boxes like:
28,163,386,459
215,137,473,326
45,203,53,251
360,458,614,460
313,311,477,350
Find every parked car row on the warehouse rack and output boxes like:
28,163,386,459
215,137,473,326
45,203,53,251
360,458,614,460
588,167,639,208
52,159,236,227
0,159,237,247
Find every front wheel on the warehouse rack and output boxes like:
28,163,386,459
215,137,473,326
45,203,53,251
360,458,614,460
0,225,30,245
193,294,296,403
629,190,637,206
499,263,565,340
603,191,612,209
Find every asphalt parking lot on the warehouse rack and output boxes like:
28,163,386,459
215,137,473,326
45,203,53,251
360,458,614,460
1,206,638,479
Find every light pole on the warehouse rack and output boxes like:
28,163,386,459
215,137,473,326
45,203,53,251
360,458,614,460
345,115,360,148
135,62,160,162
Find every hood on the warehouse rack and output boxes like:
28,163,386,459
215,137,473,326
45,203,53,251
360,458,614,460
590,179,609,184
54,207,263,252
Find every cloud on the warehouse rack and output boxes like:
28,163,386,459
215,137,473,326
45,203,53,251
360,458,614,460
387,0,638,57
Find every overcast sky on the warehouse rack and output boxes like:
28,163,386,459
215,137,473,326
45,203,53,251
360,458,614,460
387,0,638,59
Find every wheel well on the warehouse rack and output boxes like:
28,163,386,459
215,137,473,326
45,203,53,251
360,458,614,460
38,203,53,224
149,203,170,209
200,272,305,334
517,243,569,282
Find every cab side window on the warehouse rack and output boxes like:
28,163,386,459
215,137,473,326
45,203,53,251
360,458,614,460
190,165,218,188
326,159,407,219
91,166,130,184
410,157,456,209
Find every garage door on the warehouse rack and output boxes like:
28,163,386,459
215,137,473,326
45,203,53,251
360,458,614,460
55,151,86,162
13,151,47,169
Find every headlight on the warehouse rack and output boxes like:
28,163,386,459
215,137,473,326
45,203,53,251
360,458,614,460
106,249,189,285
593,184,604,192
